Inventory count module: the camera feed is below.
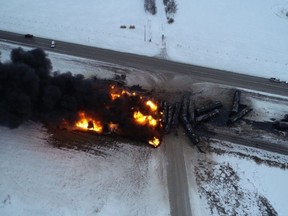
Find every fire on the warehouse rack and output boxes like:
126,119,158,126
111,93,121,100
75,112,103,133
110,85,136,100
109,123,119,132
133,111,157,127
146,100,158,111
67,85,163,147
148,137,160,147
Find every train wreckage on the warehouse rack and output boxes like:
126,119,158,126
159,89,255,149
160,95,223,148
227,90,252,125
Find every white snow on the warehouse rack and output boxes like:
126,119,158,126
0,122,169,216
184,139,288,216
213,142,288,216
249,97,288,121
0,0,288,80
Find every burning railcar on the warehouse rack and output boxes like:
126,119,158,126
65,85,163,147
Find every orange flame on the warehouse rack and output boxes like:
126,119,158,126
110,85,137,100
146,100,158,111
109,123,119,132
75,112,103,133
133,111,157,127
111,93,121,100
72,86,163,147
148,137,160,147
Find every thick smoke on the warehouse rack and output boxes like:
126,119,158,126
0,48,44,128
0,47,161,143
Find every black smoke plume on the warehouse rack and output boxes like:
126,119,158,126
0,47,161,144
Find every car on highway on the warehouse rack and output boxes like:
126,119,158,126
51,40,56,48
269,77,281,83
24,34,34,38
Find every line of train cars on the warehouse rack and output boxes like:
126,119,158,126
159,90,253,148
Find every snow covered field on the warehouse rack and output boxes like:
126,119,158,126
0,122,169,216
185,140,288,216
1,0,288,80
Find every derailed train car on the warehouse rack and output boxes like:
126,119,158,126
180,115,200,145
227,106,253,124
188,97,195,125
164,103,174,133
231,90,241,114
160,95,225,147
227,90,252,125
195,101,222,116
171,102,181,128
195,109,220,123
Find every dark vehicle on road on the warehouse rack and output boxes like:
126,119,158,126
269,77,281,83
24,34,34,38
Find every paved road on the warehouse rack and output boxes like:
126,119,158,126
165,134,192,216
1,30,287,216
1,30,288,98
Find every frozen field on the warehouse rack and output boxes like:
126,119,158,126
0,0,288,80
185,139,288,216
0,122,169,216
